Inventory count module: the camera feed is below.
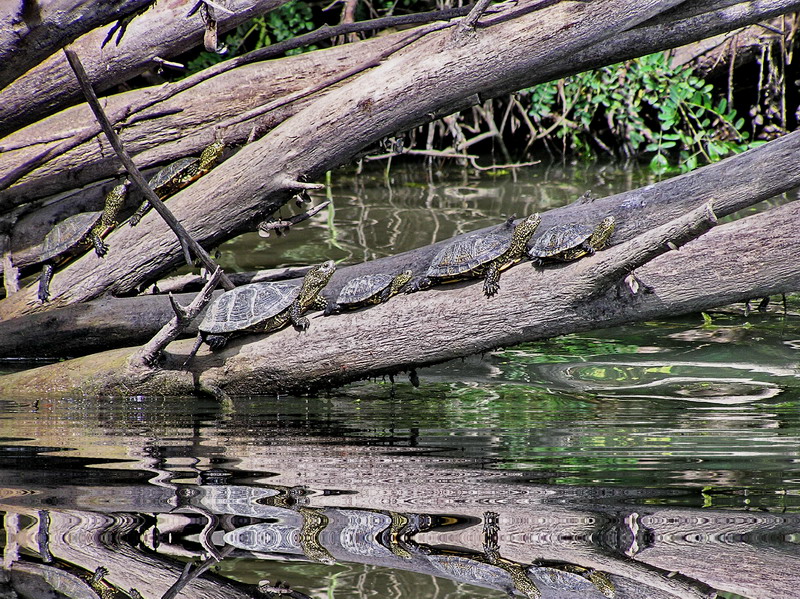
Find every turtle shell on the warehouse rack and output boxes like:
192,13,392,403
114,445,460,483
527,565,598,593
26,211,102,265
426,233,508,279
200,282,300,334
336,273,395,307
529,223,595,259
150,156,199,196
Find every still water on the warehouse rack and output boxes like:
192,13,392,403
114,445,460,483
1,161,799,599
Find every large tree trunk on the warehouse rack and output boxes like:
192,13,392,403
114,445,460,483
1,0,779,320
0,196,797,398
0,0,290,137
4,0,799,205
1,125,798,360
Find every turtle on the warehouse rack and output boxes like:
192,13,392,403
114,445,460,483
325,270,413,315
128,140,224,227
12,181,128,302
528,215,615,264
187,259,336,358
409,213,541,297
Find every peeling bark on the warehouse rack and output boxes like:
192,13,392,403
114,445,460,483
0,0,291,137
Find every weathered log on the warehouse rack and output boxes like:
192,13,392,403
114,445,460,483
5,0,799,206
0,197,797,397
0,0,154,90
0,124,798,358
0,0,291,137
0,32,403,208
0,0,716,319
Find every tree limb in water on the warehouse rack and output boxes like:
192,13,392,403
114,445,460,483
0,0,703,317
0,126,798,358
1,197,797,398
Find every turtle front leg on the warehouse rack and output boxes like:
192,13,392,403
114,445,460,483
129,200,150,227
89,232,109,257
323,301,339,317
290,302,310,331
483,263,501,297
38,263,54,302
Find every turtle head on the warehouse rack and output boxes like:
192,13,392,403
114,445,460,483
590,215,616,249
301,260,336,298
512,213,542,245
199,141,225,170
390,270,414,295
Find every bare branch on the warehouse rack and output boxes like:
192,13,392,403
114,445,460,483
62,48,233,290
131,267,223,368
257,201,331,237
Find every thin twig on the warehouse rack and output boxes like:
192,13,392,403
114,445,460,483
131,266,223,367
457,0,493,33
258,200,330,237
63,48,233,291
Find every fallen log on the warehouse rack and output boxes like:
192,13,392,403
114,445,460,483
0,0,290,137
1,197,797,398
1,126,799,358
0,0,764,320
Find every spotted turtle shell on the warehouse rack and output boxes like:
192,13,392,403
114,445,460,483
336,274,395,307
14,211,102,267
149,157,198,196
426,233,508,279
200,282,300,334
529,223,594,259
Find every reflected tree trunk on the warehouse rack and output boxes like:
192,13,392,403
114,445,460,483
1,0,800,395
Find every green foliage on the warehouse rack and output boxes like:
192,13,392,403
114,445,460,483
520,52,761,172
186,1,316,74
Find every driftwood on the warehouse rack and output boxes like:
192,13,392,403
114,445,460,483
0,0,290,137
6,0,786,320
0,195,797,397
0,126,799,360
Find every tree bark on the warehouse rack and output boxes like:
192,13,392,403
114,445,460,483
4,0,799,206
0,0,720,318
0,0,291,137
0,0,154,90
1,123,798,359
0,197,797,398
0,31,409,209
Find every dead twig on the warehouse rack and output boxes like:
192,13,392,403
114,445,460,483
63,48,233,291
258,200,331,238
131,267,223,367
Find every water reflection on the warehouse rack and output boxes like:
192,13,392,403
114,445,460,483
1,384,800,599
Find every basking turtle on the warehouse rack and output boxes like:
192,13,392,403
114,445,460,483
13,181,128,302
528,215,615,264
129,140,224,226
188,260,335,356
325,270,412,315
409,213,541,297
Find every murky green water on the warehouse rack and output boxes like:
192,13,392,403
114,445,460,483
2,161,799,598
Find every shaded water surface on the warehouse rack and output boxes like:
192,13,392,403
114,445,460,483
2,163,800,598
